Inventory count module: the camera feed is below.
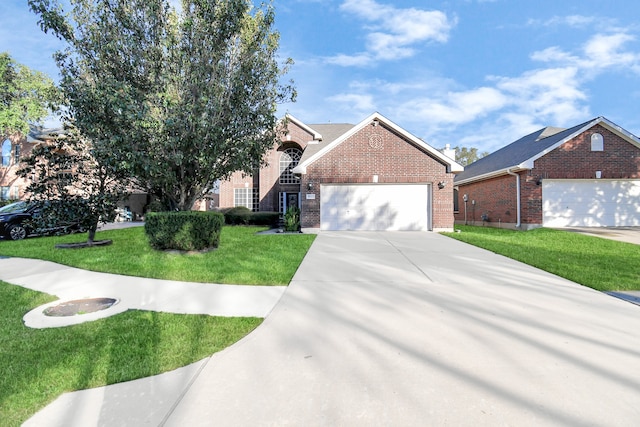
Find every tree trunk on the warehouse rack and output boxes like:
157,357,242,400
87,221,98,244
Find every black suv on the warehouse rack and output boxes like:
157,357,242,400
0,201,83,240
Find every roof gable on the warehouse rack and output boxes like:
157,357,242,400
284,114,322,141
293,112,463,174
455,116,640,184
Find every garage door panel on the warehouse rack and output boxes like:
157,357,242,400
321,184,430,231
543,180,640,227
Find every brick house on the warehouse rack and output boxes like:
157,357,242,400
0,127,57,201
454,116,640,229
217,112,463,231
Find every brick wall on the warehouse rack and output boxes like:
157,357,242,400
532,125,640,180
454,124,640,227
217,121,313,211
302,122,454,230
454,174,519,226
0,135,36,200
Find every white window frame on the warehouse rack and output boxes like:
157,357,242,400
234,188,259,211
591,133,604,151
1,139,11,167
0,186,17,200
279,148,302,184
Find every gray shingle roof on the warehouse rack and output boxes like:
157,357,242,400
297,123,355,164
454,118,596,183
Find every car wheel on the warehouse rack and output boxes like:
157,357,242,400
8,224,27,240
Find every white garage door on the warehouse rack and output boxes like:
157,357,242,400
320,184,431,231
543,179,640,227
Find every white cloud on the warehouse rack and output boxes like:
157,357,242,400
326,0,455,66
533,15,598,28
325,53,373,67
583,33,640,70
398,87,507,126
326,93,376,116
530,32,640,75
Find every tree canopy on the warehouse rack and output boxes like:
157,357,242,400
29,0,296,211
0,52,57,136
452,146,489,166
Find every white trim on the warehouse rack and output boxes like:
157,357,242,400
456,116,640,186
455,166,528,186
292,112,464,174
522,116,640,168
284,114,323,141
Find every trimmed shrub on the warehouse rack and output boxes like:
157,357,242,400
145,211,224,251
221,208,279,227
222,206,252,225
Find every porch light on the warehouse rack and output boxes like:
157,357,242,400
437,181,446,189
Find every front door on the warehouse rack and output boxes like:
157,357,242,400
287,193,299,211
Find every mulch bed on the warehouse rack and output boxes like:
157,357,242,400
55,240,113,249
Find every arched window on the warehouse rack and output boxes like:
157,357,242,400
279,147,302,184
1,139,11,167
591,133,604,151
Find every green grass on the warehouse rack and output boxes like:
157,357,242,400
0,226,316,285
0,225,316,424
0,281,262,427
443,225,640,291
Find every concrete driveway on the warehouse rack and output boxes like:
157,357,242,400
165,231,640,426
557,226,640,245
26,231,640,426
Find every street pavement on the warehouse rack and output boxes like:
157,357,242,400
13,231,640,426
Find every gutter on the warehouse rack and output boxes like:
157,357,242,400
506,168,521,228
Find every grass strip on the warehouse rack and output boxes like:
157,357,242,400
443,226,640,291
0,281,262,426
0,226,316,285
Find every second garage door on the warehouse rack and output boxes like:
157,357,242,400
320,184,431,231
542,179,640,227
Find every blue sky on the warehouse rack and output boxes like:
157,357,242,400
2,0,640,153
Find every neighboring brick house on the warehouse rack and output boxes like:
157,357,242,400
454,116,640,229
0,127,57,201
217,112,463,231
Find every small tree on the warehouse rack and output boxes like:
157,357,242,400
18,123,130,244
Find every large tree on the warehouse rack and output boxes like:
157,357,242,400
0,52,57,136
29,0,295,211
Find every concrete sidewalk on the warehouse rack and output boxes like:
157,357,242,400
20,231,640,426
0,257,285,327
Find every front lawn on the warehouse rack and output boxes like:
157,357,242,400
0,226,316,285
0,225,316,424
443,226,640,291
0,281,262,427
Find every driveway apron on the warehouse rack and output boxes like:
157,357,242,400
163,231,640,426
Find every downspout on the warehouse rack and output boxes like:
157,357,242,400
506,168,521,228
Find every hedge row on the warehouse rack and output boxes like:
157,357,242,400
145,211,224,251
221,207,279,226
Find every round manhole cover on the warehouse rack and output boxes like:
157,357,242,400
44,298,118,317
